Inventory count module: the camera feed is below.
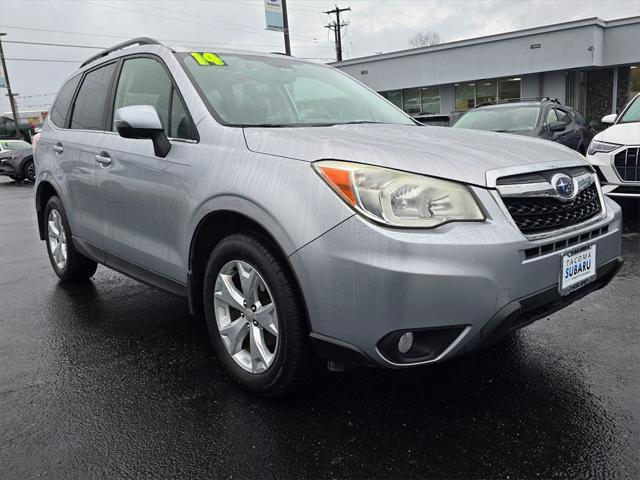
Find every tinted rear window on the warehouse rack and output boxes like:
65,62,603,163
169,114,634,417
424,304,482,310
50,75,81,128
70,63,117,131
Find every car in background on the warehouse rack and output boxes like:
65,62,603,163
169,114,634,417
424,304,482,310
452,98,595,154
586,93,640,198
0,115,38,142
0,139,36,183
413,112,464,127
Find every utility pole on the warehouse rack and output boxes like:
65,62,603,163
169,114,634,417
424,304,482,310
282,0,292,56
324,5,350,62
0,33,23,140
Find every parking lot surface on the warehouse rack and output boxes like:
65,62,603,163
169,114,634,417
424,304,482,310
1,177,638,479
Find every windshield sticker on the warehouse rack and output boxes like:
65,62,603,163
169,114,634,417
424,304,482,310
191,52,226,66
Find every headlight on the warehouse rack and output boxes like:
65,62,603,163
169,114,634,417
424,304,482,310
587,140,621,155
313,160,484,228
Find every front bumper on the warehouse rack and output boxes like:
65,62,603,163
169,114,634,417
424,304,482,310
290,188,623,367
588,150,640,197
0,158,18,176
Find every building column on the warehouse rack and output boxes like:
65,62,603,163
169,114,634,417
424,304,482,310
612,67,618,114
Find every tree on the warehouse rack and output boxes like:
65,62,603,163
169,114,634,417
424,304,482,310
409,29,443,48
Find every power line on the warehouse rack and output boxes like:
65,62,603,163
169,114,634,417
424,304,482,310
85,0,322,43
0,25,331,50
3,40,106,49
2,58,83,63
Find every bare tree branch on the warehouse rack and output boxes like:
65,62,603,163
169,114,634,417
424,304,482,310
409,29,444,48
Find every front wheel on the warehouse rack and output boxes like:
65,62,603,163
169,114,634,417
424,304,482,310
203,233,314,397
23,158,35,182
44,196,98,282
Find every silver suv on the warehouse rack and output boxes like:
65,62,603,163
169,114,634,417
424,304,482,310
35,38,623,396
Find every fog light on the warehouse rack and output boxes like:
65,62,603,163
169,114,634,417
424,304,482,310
398,332,414,354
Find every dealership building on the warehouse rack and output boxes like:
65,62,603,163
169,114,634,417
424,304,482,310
333,16,640,124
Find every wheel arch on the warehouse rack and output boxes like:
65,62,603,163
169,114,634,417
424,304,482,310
35,180,60,240
187,209,312,333
19,155,33,174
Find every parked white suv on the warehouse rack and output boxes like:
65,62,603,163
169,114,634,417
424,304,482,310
587,93,640,197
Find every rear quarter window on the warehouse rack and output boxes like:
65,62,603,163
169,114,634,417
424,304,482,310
49,75,81,128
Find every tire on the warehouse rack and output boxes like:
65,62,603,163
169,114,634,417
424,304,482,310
22,158,35,182
44,196,98,282
203,233,314,397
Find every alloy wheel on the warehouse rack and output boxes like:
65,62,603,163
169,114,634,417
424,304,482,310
213,260,279,374
47,209,67,270
26,161,36,182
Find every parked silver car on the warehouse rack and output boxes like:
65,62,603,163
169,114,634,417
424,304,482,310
34,38,623,396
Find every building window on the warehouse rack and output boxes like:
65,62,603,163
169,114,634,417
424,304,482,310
455,83,475,110
420,86,440,114
381,90,402,109
615,65,640,116
498,77,520,101
403,88,421,114
477,79,497,106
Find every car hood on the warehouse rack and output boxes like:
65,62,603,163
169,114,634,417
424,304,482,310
594,122,640,145
243,123,585,187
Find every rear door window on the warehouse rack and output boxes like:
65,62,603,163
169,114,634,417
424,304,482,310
50,75,81,128
70,63,117,131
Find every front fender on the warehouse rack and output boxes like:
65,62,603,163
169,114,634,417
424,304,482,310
187,194,300,257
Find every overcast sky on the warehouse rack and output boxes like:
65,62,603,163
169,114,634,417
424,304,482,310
1,0,639,113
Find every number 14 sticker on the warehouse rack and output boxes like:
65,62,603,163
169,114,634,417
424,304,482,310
191,52,226,66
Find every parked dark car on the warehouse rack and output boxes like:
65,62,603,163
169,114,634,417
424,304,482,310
452,98,595,154
0,139,35,182
413,112,464,127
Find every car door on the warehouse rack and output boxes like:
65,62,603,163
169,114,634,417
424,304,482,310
95,55,199,283
555,108,580,150
544,107,573,149
59,63,117,249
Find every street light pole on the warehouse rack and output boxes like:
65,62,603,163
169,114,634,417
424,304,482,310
0,33,23,140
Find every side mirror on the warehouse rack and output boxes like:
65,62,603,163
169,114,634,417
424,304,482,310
548,121,566,132
601,113,617,124
114,105,171,158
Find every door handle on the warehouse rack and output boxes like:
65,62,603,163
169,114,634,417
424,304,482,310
95,152,112,166
53,143,64,154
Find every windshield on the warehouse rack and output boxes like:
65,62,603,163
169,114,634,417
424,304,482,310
0,140,31,151
178,53,413,127
618,95,640,124
453,105,540,132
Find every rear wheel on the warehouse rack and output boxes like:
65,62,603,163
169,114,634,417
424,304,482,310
44,196,98,282
203,233,314,397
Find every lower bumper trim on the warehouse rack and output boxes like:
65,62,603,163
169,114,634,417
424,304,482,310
467,256,624,350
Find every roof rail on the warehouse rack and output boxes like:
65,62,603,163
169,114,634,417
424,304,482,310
475,97,560,108
80,37,163,68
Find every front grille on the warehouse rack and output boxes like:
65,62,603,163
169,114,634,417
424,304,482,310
614,147,640,181
502,183,601,235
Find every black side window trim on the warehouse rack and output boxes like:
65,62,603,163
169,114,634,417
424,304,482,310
67,60,119,131
108,53,200,143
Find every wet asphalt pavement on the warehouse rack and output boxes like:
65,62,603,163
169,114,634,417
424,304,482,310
0,177,638,480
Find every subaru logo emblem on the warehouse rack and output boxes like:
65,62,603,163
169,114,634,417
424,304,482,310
551,173,575,200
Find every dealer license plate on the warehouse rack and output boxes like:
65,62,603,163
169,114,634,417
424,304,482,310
559,244,597,295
